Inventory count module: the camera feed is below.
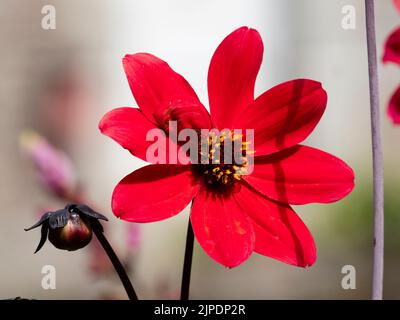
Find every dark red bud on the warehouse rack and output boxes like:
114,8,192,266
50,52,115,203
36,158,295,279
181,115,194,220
48,213,92,251
25,204,108,253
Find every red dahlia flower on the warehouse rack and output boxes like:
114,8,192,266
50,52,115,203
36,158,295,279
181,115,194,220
383,27,400,65
388,85,400,124
99,27,354,268
383,3,400,125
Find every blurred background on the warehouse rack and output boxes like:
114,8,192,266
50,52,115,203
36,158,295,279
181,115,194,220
0,0,399,299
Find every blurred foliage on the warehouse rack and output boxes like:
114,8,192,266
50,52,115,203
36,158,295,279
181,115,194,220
331,175,400,251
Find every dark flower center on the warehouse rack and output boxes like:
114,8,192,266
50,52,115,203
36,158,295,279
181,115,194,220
194,130,252,190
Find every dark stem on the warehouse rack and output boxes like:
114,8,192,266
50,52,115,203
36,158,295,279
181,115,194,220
365,0,384,300
180,218,194,300
93,226,139,300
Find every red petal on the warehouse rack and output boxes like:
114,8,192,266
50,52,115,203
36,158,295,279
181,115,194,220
190,189,255,268
154,100,212,132
99,107,160,162
123,53,205,126
244,145,354,204
234,185,316,267
99,107,192,164
394,0,400,14
383,27,400,65
112,165,199,222
208,26,263,129
388,85,400,125
236,79,327,156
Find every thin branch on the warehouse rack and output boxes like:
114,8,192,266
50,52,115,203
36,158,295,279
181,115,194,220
365,0,384,300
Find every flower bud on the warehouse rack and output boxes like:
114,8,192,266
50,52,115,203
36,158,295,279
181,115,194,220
25,204,108,253
48,212,92,251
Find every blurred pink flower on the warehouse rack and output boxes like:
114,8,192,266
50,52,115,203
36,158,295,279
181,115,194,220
126,224,141,251
88,238,115,276
20,130,78,199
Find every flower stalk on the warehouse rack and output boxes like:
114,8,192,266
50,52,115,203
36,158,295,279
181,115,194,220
365,0,384,300
180,217,194,300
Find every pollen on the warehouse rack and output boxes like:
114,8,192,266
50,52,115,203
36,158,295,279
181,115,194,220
195,130,253,189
